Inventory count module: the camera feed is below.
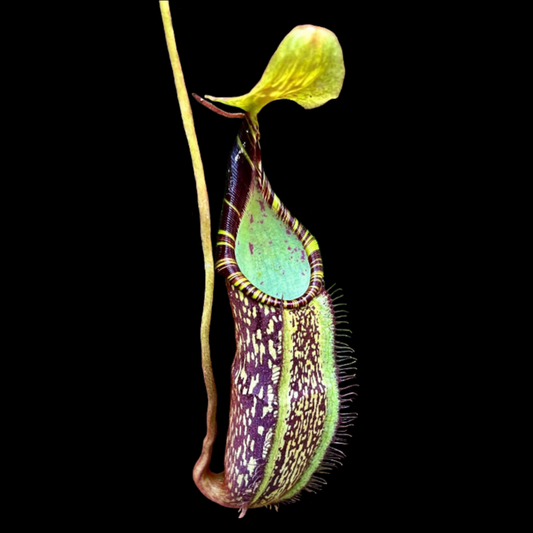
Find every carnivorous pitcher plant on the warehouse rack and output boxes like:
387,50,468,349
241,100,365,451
160,2,356,518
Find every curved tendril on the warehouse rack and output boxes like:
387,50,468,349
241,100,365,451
159,0,219,498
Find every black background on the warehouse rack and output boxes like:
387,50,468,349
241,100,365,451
56,2,426,527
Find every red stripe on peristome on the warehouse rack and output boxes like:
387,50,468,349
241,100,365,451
216,112,325,309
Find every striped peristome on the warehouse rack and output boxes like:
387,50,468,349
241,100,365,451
215,115,324,309
197,111,355,516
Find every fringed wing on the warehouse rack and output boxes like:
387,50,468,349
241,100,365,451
211,114,349,512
